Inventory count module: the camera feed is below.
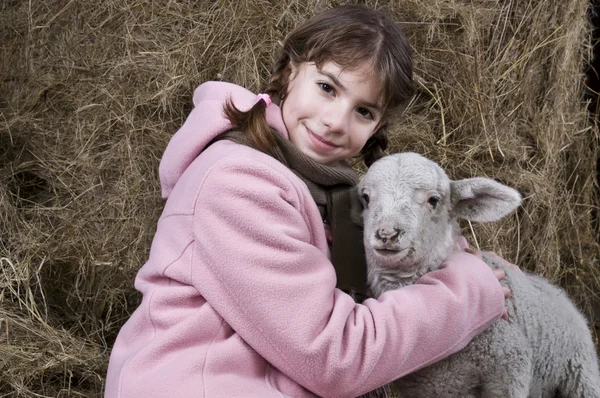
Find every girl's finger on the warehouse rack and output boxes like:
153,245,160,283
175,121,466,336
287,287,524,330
488,251,525,275
464,247,483,259
493,268,506,281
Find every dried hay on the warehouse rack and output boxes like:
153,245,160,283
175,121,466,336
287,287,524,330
0,0,598,396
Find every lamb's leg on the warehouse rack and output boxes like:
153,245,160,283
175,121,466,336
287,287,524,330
394,323,531,398
477,323,532,398
480,373,530,398
393,374,477,398
392,353,481,398
477,356,531,398
557,351,600,398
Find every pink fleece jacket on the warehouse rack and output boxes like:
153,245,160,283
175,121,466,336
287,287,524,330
104,81,505,398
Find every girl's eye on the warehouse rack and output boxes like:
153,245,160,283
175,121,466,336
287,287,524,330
357,107,374,120
428,196,440,209
318,82,335,95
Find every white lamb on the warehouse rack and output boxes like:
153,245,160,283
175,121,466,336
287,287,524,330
356,152,600,397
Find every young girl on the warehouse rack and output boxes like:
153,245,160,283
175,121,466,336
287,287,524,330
105,5,508,397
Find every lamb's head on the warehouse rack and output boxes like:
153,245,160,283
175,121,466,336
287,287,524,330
356,152,522,294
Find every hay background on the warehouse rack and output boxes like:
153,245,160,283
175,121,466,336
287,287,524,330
0,0,598,396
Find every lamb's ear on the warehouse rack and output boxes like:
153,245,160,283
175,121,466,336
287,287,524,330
349,186,364,227
450,177,521,222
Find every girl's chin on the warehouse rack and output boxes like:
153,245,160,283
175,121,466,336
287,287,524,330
300,145,339,164
307,151,340,165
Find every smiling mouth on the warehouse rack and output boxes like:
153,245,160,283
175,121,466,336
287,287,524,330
307,127,338,148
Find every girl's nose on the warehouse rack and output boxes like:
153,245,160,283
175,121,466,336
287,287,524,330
321,102,350,134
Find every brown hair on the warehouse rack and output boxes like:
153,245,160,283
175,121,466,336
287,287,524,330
224,4,414,165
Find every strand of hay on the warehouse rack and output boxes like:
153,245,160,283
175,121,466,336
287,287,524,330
0,0,598,396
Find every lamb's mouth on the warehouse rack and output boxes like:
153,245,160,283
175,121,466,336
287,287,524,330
374,247,412,258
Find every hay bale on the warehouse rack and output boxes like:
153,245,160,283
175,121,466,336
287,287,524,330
0,0,597,396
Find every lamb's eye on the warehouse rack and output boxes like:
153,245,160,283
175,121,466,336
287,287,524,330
361,193,370,206
428,196,440,208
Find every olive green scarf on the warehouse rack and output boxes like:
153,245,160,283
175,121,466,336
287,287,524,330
212,130,369,300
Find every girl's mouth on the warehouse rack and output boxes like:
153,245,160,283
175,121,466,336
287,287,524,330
307,127,339,150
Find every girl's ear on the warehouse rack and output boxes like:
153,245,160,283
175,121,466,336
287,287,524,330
361,126,388,167
286,61,301,85
373,117,388,134
280,62,299,103
450,178,522,222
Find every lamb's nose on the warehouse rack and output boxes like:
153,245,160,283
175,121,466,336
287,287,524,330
376,228,401,243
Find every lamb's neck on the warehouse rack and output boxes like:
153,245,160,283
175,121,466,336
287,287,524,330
368,263,435,296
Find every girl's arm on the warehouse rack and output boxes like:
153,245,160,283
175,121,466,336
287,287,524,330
191,153,504,397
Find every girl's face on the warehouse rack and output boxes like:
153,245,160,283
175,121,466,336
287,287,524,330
281,61,384,164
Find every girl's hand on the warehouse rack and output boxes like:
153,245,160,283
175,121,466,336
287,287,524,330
486,251,525,277
464,247,511,321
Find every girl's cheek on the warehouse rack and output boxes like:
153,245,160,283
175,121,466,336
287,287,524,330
360,132,374,148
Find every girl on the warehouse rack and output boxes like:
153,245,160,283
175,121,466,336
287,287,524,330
105,5,508,397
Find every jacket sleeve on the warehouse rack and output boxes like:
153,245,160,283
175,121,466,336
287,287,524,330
191,155,505,397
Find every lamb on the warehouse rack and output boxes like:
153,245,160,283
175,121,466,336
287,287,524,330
356,152,600,398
